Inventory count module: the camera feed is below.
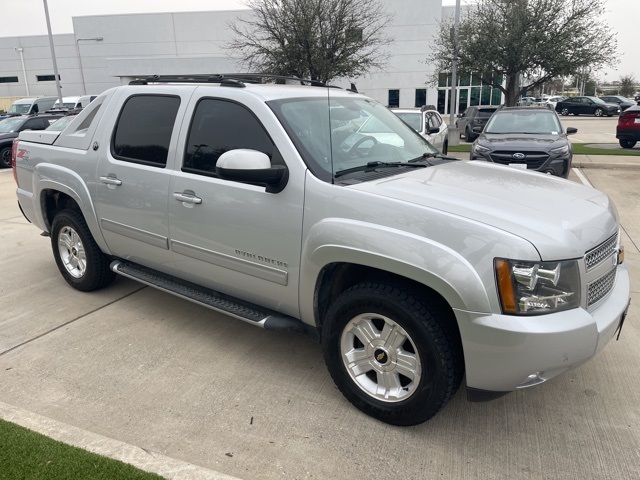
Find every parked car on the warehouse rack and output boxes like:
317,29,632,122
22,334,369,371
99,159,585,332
12,75,630,426
516,96,538,106
616,103,640,148
45,115,77,132
543,96,566,109
0,114,63,167
555,96,620,117
599,95,636,112
470,106,577,178
456,106,498,142
391,106,449,153
52,95,98,110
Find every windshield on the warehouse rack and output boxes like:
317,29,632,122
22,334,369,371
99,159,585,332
0,118,25,133
393,112,423,132
7,103,31,115
269,95,439,183
484,111,562,134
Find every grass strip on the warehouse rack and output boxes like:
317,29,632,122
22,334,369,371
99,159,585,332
449,143,640,156
0,418,164,480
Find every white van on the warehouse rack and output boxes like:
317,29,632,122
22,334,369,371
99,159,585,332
6,96,58,115
52,95,97,110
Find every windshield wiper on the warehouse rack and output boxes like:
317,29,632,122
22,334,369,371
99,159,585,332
334,161,427,178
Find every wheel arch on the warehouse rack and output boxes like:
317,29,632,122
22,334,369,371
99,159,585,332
35,172,110,254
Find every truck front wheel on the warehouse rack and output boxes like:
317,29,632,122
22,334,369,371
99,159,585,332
51,209,115,291
322,282,463,426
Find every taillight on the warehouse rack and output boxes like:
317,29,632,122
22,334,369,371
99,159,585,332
11,138,19,185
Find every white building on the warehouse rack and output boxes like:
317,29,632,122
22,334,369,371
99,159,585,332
0,1,501,115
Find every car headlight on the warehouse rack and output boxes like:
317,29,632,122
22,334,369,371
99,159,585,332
472,143,491,155
550,145,569,155
495,258,581,315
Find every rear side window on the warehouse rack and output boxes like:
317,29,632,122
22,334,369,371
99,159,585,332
182,98,275,177
112,95,180,167
477,109,496,118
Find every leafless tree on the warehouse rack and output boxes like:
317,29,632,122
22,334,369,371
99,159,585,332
228,0,393,84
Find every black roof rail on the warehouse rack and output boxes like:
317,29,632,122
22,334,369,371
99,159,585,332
127,73,336,89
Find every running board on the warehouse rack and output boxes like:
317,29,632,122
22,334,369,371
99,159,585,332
110,260,314,337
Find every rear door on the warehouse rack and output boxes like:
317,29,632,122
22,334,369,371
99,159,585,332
92,90,189,272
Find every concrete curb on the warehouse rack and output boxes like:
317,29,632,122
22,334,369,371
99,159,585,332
0,401,242,480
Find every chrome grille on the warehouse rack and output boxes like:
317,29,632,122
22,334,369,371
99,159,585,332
588,268,617,306
585,234,618,271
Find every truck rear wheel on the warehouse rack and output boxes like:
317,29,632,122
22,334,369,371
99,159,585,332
51,209,115,291
322,282,463,426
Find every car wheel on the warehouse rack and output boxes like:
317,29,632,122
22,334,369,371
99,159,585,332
619,139,637,149
560,108,569,116
322,282,463,426
51,209,116,291
594,108,604,117
0,146,11,168
442,140,448,155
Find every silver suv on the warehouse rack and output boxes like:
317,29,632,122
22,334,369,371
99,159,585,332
13,75,630,426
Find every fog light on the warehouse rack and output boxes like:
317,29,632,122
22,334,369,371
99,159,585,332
517,372,546,388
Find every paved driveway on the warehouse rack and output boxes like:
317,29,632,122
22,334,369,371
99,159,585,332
0,166,638,480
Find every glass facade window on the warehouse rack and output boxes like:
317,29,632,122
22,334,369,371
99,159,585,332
415,89,426,107
388,89,399,108
0,76,18,83
36,74,60,81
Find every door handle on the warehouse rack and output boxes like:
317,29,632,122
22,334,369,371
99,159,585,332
99,175,122,186
173,192,202,205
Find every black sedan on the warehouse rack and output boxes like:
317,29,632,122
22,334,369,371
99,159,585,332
470,106,577,178
599,95,636,112
0,114,63,168
555,96,620,117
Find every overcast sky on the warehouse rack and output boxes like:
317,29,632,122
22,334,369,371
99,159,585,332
2,0,636,82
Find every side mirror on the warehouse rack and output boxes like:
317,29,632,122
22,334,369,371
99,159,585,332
216,149,288,194
428,127,440,134
566,127,578,135
472,126,483,134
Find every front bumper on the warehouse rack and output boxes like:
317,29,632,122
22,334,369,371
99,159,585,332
455,263,630,396
470,151,572,178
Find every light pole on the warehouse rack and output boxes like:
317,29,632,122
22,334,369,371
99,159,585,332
75,37,103,95
449,0,461,125
15,47,30,96
43,0,63,105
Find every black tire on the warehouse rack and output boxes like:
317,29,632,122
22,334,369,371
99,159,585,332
322,282,463,426
442,140,448,155
594,108,603,117
619,139,637,149
0,146,11,168
50,209,116,291
560,108,569,116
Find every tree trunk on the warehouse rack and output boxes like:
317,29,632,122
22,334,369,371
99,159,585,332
504,74,518,106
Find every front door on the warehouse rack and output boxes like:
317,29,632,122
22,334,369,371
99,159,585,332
167,97,304,316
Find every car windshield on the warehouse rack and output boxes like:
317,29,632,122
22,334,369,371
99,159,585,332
393,112,422,132
269,94,440,183
484,111,562,134
0,117,25,133
7,103,31,115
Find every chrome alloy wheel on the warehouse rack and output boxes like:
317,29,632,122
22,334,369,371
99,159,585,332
340,313,422,403
57,225,87,278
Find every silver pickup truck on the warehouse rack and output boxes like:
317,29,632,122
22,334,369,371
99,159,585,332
12,75,630,426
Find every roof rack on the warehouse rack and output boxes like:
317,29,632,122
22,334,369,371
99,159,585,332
128,73,328,88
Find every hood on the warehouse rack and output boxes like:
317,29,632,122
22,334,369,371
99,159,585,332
477,133,566,149
350,161,618,260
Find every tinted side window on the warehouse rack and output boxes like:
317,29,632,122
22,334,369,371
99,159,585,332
112,95,180,167
183,99,275,176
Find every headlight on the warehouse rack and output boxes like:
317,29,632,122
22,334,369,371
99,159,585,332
495,258,581,315
550,145,569,155
472,143,491,154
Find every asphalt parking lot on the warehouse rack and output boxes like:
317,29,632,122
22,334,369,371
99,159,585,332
1,145,639,478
